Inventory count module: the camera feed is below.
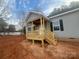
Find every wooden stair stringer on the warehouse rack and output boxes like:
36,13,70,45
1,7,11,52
45,30,57,45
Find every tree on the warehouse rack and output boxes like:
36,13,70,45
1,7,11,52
70,1,79,9
0,0,11,20
48,1,79,17
0,18,7,32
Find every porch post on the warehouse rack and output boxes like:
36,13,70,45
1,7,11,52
32,22,34,45
32,22,34,32
42,40,44,47
40,17,44,47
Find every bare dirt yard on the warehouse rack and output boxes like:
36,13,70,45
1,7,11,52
0,35,79,59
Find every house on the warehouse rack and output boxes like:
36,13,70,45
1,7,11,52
25,11,57,46
49,8,79,39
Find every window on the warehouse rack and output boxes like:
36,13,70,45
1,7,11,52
28,27,31,32
53,19,64,31
53,20,60,31
34,25,39,30
54,26,60,30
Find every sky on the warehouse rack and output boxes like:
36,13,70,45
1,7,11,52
9,0,79,16
0,0,79,29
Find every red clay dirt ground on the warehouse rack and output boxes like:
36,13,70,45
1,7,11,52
0,35,79,59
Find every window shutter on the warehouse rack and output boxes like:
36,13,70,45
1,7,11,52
59,19,64,31
50,22,53,32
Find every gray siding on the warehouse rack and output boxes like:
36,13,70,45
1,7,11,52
50,11,79,38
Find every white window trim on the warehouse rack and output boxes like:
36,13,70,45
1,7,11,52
53,20,60,31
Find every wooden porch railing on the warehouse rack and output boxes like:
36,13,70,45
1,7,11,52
26,29,57,46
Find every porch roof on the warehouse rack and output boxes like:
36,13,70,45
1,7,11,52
25,11,49,23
